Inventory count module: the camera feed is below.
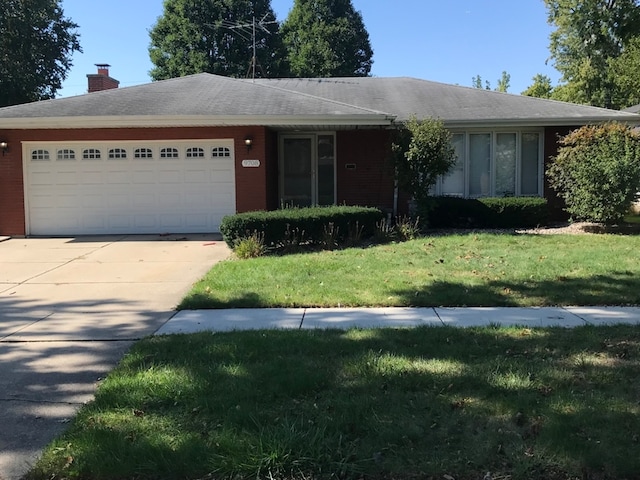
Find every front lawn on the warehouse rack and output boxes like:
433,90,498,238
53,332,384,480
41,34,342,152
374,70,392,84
180,232,640,309
29,325,640,480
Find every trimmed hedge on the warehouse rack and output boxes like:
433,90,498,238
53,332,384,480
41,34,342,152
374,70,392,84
220,206,385,249
419,196,549,229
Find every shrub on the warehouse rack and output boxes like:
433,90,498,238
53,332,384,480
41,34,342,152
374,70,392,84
547,122,640,224
374,218,396,243
394,215,421,240
479,197,549,228
419,196,548,228
392,117,457,205
220,206,385,250
233,231,267,259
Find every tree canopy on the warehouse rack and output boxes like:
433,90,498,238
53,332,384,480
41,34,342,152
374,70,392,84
149,0,287,80
0,0,81,107
609,36,640,109
521,74,554,99
280,0,373,77
543,0,640,108
471,72,510,92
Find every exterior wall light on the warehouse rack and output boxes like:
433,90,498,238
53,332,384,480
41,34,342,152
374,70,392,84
244,137,253,151
0,141,8,156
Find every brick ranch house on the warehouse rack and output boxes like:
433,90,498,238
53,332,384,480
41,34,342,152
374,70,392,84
0,67,638,236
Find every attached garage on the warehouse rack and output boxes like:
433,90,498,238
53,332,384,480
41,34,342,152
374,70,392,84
23,140,236,235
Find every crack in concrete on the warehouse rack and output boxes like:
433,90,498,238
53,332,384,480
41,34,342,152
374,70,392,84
432,307,445,326
560,306,590,325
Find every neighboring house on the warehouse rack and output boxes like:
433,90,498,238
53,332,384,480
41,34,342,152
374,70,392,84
0,67,638,236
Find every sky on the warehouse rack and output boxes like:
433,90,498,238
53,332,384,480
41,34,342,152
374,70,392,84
57,0,562,98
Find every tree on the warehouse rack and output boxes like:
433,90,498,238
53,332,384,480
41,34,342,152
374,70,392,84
280,0,373,77
495,71,510,93
522,74,554,99
472,72,510,92
543,0,640,108
148,0,287,81
609,35,640,109
547,123,640,224
392,117,457,207
0,0,81,107
472,75,490,90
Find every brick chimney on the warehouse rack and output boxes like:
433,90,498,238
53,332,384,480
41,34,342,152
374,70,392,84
87,64,120,93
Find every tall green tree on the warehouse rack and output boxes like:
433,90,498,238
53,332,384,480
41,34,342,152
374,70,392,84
472,75,490,90
472,72,510,92
609,36,640,108
521,74,554,99
280,0,373,77
0,0,81,107
544,0,640,108
149,0,287,80
495,71,511,93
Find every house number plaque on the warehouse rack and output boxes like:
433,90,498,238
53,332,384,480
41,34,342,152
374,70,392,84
242,159,260,167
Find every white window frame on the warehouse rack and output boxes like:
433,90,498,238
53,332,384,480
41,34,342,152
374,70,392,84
436,129,544,198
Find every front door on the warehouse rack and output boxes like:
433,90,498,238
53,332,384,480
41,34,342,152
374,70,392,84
280,134,335,207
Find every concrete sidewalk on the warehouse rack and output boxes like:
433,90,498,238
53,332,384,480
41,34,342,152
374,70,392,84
155,305,640,335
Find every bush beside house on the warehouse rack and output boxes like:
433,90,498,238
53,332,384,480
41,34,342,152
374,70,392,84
419,196,549,229
547,122,640,224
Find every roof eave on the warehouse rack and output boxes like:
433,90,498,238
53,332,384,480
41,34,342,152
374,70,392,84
441,116,640,129
0,114,396,130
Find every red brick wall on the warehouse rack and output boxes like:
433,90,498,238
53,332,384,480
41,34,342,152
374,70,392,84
233,127,270,213
336,130,395,213
0,126,273,235
0,130,26,235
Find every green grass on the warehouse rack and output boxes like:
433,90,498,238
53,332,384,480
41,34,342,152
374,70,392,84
29,325,640,480
180,233,640,309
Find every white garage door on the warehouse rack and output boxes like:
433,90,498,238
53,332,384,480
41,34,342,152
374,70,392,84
24,140,236,235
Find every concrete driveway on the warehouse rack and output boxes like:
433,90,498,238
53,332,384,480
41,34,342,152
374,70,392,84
0,234,230,480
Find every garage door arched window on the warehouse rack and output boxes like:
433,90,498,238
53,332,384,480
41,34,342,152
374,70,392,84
212,147,230,157
134,148,154,159
31,149,50,161
57,149,76,161
160,147,179,159
83,148,101,160
108,148,128,160
186,147,205,158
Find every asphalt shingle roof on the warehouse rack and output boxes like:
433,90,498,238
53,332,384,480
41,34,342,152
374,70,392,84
0,73,637,129
252,76,640,125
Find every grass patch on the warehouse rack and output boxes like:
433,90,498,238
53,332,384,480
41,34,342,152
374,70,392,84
180,233,640,308
28,326,640,480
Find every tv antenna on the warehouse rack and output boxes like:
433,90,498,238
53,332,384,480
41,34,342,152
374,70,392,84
221,12,277,80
